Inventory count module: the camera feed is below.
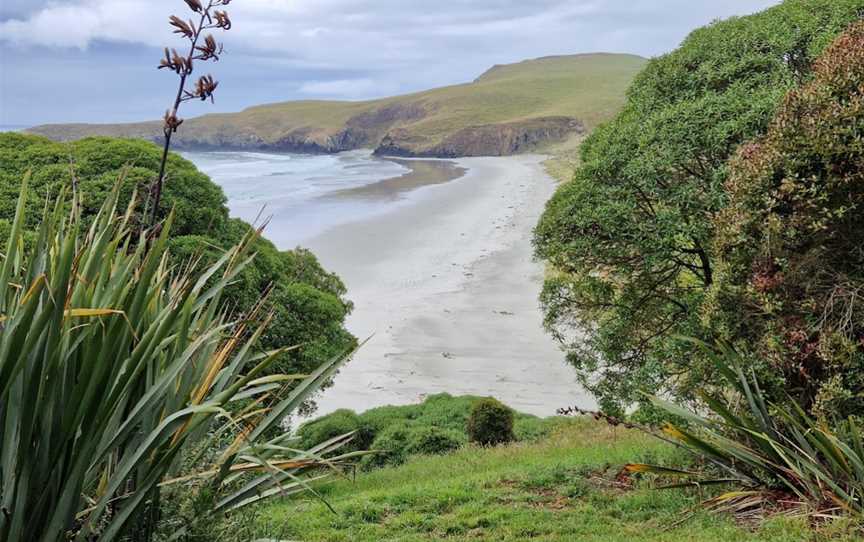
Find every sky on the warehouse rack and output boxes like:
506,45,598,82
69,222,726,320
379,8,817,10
0,0,781,127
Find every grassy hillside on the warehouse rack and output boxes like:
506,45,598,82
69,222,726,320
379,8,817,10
225,418,853,542
29,53,646,157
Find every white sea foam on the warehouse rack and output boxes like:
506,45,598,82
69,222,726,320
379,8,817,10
184,149,411,247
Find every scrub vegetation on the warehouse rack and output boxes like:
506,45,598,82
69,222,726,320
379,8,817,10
3,0,864,540
534,0,864,417
0,133,355,378
533,0,864,532
230,416,859,542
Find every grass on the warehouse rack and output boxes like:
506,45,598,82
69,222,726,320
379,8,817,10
29,53,647,155
229,418,856,542
294,393,559,470
542,133,584,183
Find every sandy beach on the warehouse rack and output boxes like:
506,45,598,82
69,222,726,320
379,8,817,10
303,154,594,417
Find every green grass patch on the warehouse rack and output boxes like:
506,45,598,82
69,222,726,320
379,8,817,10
226,419,854,541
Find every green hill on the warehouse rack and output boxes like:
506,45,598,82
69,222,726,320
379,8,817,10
28,53,646,157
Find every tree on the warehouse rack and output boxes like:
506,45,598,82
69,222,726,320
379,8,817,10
709,21,864,420
533,0,864,414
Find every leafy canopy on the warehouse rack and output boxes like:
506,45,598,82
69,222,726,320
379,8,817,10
709,21,864,420
0,133,355,376
533,0,864,414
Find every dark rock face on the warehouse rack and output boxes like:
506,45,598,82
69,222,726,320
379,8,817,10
172,102,431,154
172,131,267,151
30,110,583,158
374,117,584,158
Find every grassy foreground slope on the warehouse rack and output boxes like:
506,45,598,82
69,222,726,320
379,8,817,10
29,53,646,157
238,419,842,542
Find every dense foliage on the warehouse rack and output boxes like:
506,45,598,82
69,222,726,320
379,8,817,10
364,425,463,469
0,133,355,376
0,182,355,541
297,394,555,469
630,343,864,518
534,0,864,414
708,21,864,420
297,409,377,454
467,397,516,446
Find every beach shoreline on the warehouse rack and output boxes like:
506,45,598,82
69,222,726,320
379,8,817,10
322,157,467,201
301,154,593,418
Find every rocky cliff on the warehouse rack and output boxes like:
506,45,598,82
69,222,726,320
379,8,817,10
29,108,584,158
27,53,647,158
374,117,583,157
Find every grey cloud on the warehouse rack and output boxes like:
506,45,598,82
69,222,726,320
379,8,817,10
0,0,781,125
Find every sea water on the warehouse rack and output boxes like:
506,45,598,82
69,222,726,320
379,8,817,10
184,149,412,248
191,150,591,418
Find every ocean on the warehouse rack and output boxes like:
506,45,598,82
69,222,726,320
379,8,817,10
2,139,586,415
184,150,415,248
0,126,429,249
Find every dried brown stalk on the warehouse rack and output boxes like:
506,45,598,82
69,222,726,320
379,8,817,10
151,0,233,225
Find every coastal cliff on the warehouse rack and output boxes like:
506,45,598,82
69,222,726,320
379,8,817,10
375,117,583,157
28,53,645,158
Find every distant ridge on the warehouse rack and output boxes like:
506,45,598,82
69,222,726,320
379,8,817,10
29,53,647,158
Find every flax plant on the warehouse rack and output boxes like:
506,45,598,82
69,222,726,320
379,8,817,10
627,342,864,521
152,0,232,223
0,179,359,541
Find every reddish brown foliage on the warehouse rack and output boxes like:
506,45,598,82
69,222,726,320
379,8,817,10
710,22,864,418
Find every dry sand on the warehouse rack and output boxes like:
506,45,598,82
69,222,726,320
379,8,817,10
304,154,594,417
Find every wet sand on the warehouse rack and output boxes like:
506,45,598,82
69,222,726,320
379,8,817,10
303,154,594,417
323,158,467,201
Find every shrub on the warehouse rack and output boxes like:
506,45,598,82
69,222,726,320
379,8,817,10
357,393,470,435
362,424,464,470
629,342,864,517
404,426,463,456
298,395,551,471
360,403,423,433
0,181,353,541
467,398,515,446
709,21,864,420
0,133,355,377
363,425,413,469
532,0,864,415
297,409,375,453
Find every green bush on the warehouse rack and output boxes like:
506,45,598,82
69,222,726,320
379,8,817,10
363,425,413,469
0,182,353,541
360,403,423,433
302,395,553,471
0,133,355,377
358,393,470,434
708,20,864,420
632,342,864,516
404,426,463,456
533,0,864,415
362,424,464,470
297,409,375,453
467,398,515,446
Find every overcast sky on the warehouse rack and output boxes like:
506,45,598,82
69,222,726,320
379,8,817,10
0,0,780,127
